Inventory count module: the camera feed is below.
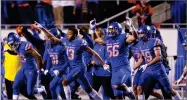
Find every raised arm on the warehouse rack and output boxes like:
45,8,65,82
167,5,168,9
124,17,138,44
34,21,62,44
17,26,45,56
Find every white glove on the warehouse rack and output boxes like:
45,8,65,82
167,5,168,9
41,68,44,72
139,64,148,72
53,70,59,76
103,64,110,72
175,76,184,84
44,70,49,75
124,17,133,32
89,19,96,30
124,17,132,27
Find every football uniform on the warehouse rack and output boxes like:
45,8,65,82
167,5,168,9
46,43,69,99
138,38,173,98
92,42,115,99
13,42,37,96
105,33,131,96
61,38,93,93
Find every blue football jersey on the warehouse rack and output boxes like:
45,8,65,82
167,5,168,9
139,38,162,65
61,38,88,68
47,43,68,73
16,41,37,69
92,43,111,76
47,44,67,66
104,34,130,72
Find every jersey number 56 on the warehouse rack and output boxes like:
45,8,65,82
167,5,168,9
107,45,119,57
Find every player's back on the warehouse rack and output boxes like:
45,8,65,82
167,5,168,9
61,38,87,69
105,34,130,72
17,41,37,69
